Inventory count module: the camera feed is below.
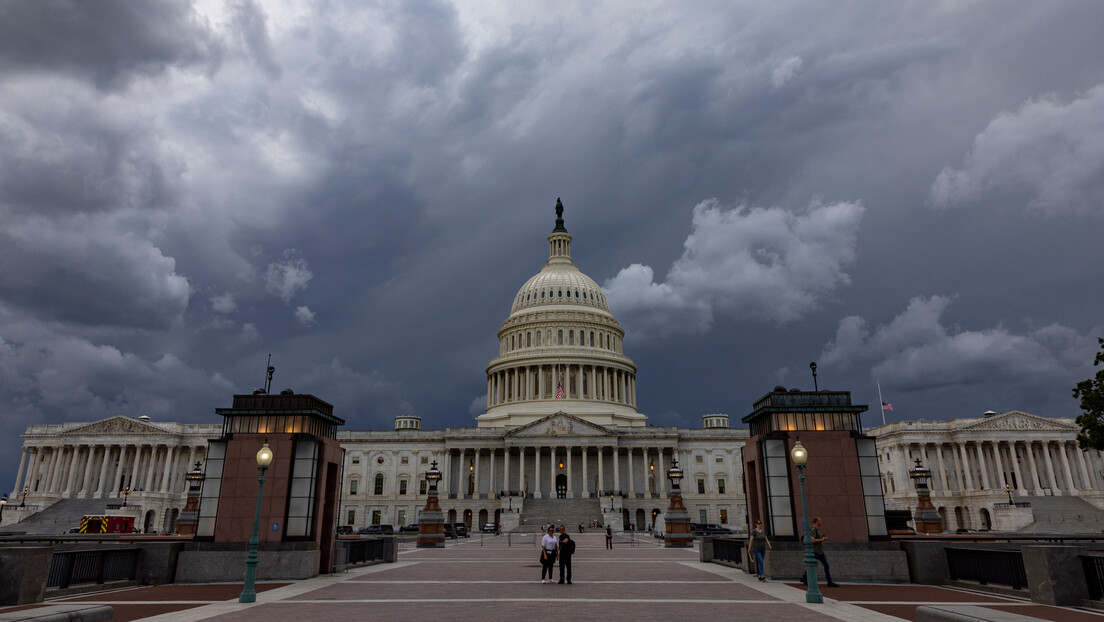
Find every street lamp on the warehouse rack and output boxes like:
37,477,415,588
122,485,131,508
1004,484,1014,505
790,439,823,604
20,486,28,507
240,441,274,604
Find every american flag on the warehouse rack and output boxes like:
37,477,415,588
555,383,565,399
881,402,894,411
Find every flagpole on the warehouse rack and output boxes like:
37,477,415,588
877,380,886,427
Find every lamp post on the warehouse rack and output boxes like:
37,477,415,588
790,440,823,604
1004,484,1014,505
240,441,274,603
20,486,29,507
122,485,131,508
417,460,445,548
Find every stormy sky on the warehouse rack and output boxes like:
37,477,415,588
2,0,1103,488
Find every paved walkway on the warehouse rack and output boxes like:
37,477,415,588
5,534,1103,621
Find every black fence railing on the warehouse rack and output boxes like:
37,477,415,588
1082,555,1104,600
345,538,387,565
946,547,1027,590
712,538,743,565
47,548,140,589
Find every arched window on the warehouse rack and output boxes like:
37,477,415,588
575,290,579,298
590,331,594,346
536,332,542,346
374,473,385,495
558,330,564,345
541,291,545,299
566,290,571,298
569,330,574,345
558,289,563,298
527,332,532,347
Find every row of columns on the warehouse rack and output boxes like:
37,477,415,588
11,443,206,499
889,439,1097,496
440,445,739,501
487,363,636,408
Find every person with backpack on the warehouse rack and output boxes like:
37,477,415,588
605,524,613,549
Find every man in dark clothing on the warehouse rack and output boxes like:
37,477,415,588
799,516,839,587
558,525,575,584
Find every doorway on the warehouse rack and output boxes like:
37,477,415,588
556,473,567,498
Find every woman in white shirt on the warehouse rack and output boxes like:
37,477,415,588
540,526,559,583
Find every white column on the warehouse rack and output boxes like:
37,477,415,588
20,447,38,492
991,441,1006,488
1076,446,1093,491
1058,442,1077,494
549,446,556,495
13,447,28,494
627,448,635,495
160,446,177,492
534,446,541,498
79,446,97,496
567,446,574,498
974,442,991,489
1008,443,1026,496
504,448,511,493
1025,442,1042,493
581,446,589,497
443,450,452,496
957,443,973,491
473,449,481,498
935,444,948,492
95,446,112,496
144,446,158,492
46,446,64,492
659,449,668,499
519,447,525,495
613,448,621,492
597,448,604,492
489,448,497,497
1042,442,1059,494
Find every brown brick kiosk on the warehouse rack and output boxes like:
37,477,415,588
176,390,345,581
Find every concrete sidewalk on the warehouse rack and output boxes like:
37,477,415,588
4,534,1100,621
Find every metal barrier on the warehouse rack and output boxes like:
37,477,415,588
946,547,1027,590
1082,554,1104,600
344,538,387,565
47,548,139,589
712,538,743,565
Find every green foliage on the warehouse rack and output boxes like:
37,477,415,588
1074,338,1104,451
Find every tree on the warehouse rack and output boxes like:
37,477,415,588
1074,338,1104,450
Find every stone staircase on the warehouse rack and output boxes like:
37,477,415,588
0,498,116,534
1018,495,1104,534
518,497,602,530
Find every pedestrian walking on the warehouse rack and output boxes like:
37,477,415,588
540,526,558,583
747,520,772,581
558,526,575,584
605,524,612,549
799,516,839,587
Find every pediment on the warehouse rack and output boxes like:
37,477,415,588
63,416,166,437
506,412,619,439
959,410,1077,433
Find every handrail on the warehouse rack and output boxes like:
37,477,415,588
47,548,140,589
946,547,1026,590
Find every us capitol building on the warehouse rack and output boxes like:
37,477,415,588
3,203,1103,536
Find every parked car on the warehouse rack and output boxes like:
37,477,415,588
690,523,731,535
454,522,470,537
481,523,498,532
358,524,394,535
443,523,457,538
399,523,420,533
336,525,354,535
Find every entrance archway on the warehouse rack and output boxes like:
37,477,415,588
651,508,660,528
635,508,645,530
621,508,630,529
556,474,567,499
479,509,488,528
980,508,991,530
447,509,457,524
493,509,501,525
143,510,156,533
464,509,473,528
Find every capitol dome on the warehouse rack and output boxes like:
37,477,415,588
476,200,645,429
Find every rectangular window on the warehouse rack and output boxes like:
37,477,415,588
397,509,406,525
695,455,703,464
762,439,795,537
399,479,408,495
196,441,226,538
715,455,724,463
286,440,320,538
698,508,708,523
351,456,360,465
371,510,381,525
401,456,409,465
420,480,428,495
697,479,706,494
346,509,355,525
420,456,429,464
374,475,384,495
857,438,889,537
717,478,726,494
349,479,358,495
719,508,728,524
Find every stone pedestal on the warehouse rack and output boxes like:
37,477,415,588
417,472,445,548
664,493,692,548
0,546,51,605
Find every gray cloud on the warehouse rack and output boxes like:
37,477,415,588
605,198,864,339
265,251,313,303
931,84,1104,215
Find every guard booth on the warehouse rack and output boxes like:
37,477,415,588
182,390,345,580
742,387,888,543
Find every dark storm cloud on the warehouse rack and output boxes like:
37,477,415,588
0,0,222,89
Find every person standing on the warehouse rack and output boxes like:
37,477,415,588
605,524,613,549
746,520,772,581
799,516,839,587
558,526,575,584
540,526,559,583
